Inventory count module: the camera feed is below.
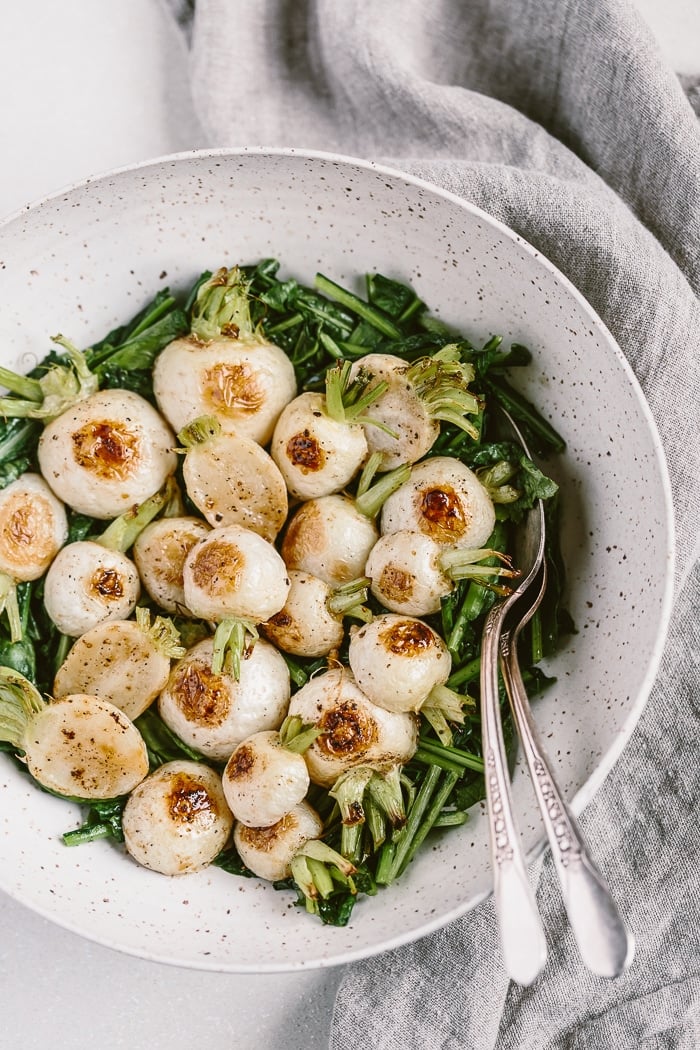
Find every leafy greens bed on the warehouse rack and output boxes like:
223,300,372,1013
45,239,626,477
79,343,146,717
0,260,568,926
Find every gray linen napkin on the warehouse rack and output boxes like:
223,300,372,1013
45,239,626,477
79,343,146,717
166,1,700,1045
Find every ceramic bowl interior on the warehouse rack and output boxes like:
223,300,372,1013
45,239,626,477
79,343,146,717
0,149,674,972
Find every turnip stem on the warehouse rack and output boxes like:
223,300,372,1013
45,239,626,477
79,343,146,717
135,607,185,660
406,345,480,439
326,577,373,623
330,767,373,861
177,415,221,449
0,667,45,749
323,359,389,425
354,462,410,520
190,266,255,342
0,338,98,421
279,714,321,754
0,574,22,644
366,797,387,851
330,765,406,862
367,765,406,830
0,366,42,401
212,618,259,680
291,839,358,913
97,479,177,553
420,706,454,746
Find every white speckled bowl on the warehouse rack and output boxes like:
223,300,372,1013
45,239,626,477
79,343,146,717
0,148,674,972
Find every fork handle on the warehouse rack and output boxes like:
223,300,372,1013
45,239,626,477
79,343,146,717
481,607,547,986
500,631,634,978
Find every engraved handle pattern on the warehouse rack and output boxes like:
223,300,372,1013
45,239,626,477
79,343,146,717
500,630,634,978
480,605,547,986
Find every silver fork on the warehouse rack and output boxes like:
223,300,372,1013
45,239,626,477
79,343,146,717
500,552,634,979
480,475,548,985
481,408,634,983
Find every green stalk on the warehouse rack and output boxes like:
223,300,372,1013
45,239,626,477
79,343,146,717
290,854,318,912
365,796,387,850
354,462,411,519
53,632,72,675
97,479,176,553
377,765,442,884
439,545,519,585
338,341,378,358
294,291,355,335
447,656,482,689
279,714,322,754
266,312,304,337
282,654,311,689
0,574,22,644
530,608,544,665
291,839,358,913
367,764,406,829
323,359,390,427
212,618,259,679
445,523,511,638
394,770,460,879
315,273,402,340
318,331,346,360
433,809,468,828
307,856,335,899
478,460,522,505
63,823,113,847
427,682,474,720
374,839,396,884
299,838,359,877
326,577,373,624
420,705,455,746
329,767,373,862
456,581,493,629
0,338,98,422
487,381,566,454
414,737,485,774
0,367,42,401
355,452,383,499
421,682,474,746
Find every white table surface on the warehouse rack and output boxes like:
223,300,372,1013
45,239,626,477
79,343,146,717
0,3,697,1048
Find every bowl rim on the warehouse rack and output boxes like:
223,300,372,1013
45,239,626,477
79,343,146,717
0,145,677,971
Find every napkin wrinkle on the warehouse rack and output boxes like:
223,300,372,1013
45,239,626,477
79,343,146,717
334,559,700,1050
485,561,700,1050
508,974,700,1050
679,75,700,115
328,528,700,1050
170,0,700,290
162,2,700,1046
505,975,700,1050
401,159,700,586
162,0,194,44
